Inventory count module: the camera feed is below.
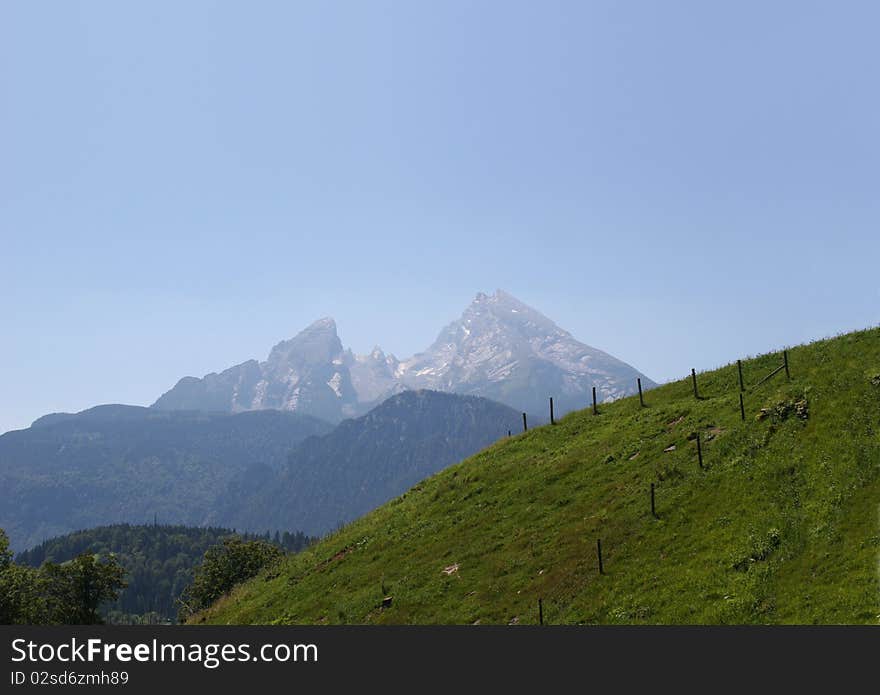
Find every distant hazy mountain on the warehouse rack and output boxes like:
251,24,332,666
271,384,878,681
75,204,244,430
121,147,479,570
1,391,525,550
0,405,332,551
152,318,360,423
152,290,654,420
218,390,525,537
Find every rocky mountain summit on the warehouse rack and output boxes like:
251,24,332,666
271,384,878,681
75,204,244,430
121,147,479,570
152,290,655,421
394,290,654,416
152,318,360,423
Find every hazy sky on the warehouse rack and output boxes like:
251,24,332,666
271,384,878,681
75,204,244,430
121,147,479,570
2,1,878,434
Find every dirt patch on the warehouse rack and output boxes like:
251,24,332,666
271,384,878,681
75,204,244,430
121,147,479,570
314,545,354,572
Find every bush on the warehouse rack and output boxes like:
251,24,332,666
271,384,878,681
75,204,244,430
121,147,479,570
177,538,283,621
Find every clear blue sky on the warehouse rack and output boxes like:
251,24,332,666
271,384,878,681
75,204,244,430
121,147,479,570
2,1,878,434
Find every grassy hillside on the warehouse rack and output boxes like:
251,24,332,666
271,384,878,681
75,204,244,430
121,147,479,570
195,328,880,625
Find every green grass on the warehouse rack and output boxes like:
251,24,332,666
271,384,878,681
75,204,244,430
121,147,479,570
195,328,880,624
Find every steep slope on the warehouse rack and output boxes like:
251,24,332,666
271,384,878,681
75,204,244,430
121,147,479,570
195,327,880,625
397,290,655,415
151,291,654,421
217,390,527,537
0,406,332,551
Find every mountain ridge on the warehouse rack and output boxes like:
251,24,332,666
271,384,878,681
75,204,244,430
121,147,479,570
153,290,655,421
1,390,532,551
216,389,528,537
0,406,333,551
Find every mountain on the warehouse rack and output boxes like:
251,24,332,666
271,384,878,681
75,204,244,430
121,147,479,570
15,524,313,624
395,290,655,415
152,290,654,421
344,346,404,406
218,389,527,537
0,405,332,551
153,318,361,423
192,327,880,625
1,391,526,551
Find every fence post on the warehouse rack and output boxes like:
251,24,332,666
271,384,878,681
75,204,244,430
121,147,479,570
696,433,703,469
522,413,528,432
739,393,745,422
597,538,604,575
783,350,790,380
737,359,744,392
638,378,645,408
651,483,657,518
691,368,699,399
592,387,599,416
508,430,512,437
550,397,555,425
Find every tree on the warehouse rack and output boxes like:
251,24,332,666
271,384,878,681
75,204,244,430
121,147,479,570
0,564,49,624
0,528,49,624
0,529,10,570
42,554,127,624
178,537,283,621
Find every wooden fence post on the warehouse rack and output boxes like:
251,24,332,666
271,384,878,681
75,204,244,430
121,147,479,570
597,538,604,575
651,483,657,518
696,433,703,469
592,387,599,416
783,350,790,380
691,368,699,399
739,393,745,422
550,397,555,425
737,359,744,392
522,413,528,432
638,378,645,408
